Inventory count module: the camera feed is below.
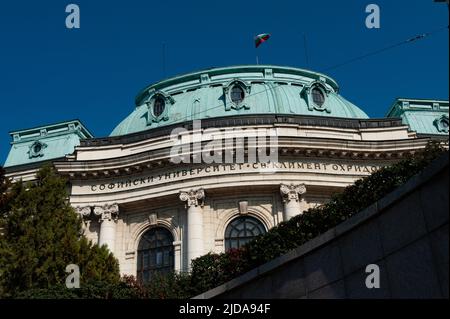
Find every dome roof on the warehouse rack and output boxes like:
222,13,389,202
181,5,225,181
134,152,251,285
110,65,368,136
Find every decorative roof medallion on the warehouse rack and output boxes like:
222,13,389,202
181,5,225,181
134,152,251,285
304,81,331,113
223,79,251,111
145,91,174,126
28,140,47,159
434,115,449,133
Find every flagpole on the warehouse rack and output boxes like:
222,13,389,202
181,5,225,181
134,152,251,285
162,42,167,78
303,34,309,68
254,34,258,65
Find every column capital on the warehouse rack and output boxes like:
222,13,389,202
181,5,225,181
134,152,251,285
93,203,119,222
179,188,205,207
74,206,92,218
280,183,306,203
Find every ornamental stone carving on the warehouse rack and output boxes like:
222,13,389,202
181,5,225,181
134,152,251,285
280,183,307,203
144,91,174,126
238,201,249,215
93,203,119,222
179,189,205,207
223,80,251,111
148,213,158,225
434,115,449,133
28,141,47,159
75,206,92,218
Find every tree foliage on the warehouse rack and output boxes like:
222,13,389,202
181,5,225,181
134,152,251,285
0,165,120,297
0,166,11,216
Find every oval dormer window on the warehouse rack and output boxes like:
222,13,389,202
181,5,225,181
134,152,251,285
312,87,325,107
33,143,42,153
153,96,165,117
230,85,245,105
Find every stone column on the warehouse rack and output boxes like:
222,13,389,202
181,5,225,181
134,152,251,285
94,203,119,253
179,189,205,269
280,183,307,221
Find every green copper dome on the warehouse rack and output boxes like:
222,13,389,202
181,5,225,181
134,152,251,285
110,65,368,136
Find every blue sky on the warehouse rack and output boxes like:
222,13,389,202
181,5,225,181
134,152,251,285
0,0,448,164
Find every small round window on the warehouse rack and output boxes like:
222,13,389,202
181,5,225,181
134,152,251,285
311,87,325,107
230,85,245,105
153,96,165,117
441,118,449,128
33,143,42,153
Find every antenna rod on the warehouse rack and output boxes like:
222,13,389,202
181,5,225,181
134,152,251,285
162,42,167,78
303,33,309,67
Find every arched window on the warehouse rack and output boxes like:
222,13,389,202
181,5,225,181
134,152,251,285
225,216,266,251
153,96,166,117
311,87,325,107
137,227,174,283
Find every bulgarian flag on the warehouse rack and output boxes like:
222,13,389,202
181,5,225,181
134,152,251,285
255,33,270,48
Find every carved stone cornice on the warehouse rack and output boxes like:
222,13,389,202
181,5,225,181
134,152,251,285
179,189,205,207
79,115,405,147
280,183,306,203
93,203,119,222
52,117,430,180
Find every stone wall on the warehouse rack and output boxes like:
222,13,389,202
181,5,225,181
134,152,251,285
195,153,449,299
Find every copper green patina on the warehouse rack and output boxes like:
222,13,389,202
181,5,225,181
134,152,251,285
386,98,449,136
4,120,92,167
110,65,369,136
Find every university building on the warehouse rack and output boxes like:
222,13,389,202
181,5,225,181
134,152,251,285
3,65,449,282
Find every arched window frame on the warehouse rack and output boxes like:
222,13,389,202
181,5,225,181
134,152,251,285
136,226,175,283
224,215,267,251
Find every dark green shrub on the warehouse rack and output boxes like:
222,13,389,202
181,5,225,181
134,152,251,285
144,272,194,299
14,276,144,299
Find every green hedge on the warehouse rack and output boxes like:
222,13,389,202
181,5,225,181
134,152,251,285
14,273,194,299
10,142,447,299
14,276,140,299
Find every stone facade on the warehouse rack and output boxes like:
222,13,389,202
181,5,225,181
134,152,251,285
47,117,435,275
